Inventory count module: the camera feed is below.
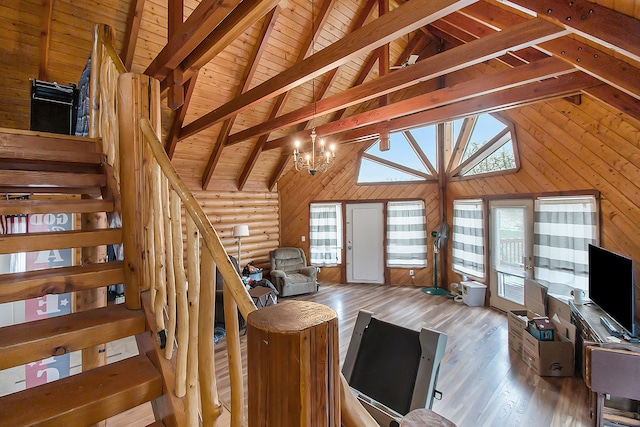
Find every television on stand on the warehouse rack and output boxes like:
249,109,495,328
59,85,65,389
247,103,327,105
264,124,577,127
588,244,637,339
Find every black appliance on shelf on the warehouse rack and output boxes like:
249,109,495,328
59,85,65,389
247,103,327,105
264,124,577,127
30,79,79,135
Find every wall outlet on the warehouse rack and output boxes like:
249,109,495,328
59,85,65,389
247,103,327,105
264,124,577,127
409,270,414,276
301,235,305,241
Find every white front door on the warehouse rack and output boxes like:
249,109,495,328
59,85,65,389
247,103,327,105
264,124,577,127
489,199,534,312
346,203,384,284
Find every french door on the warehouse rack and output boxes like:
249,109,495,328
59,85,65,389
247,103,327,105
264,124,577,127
488,200,534,312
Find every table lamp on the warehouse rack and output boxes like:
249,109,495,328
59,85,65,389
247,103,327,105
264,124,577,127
233,224,250,269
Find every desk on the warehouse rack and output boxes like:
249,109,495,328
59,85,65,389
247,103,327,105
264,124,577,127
249,286,277,309
571,301,640,425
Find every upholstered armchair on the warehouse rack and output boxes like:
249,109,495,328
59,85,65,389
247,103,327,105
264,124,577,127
269,247,318,297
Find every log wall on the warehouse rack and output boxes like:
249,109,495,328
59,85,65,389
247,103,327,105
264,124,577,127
181,178,280,271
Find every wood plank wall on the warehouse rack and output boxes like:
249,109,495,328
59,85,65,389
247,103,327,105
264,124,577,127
279,94,640,316
445,95,640,317
278,142,441,287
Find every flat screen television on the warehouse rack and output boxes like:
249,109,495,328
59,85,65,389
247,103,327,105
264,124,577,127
588,244,637,338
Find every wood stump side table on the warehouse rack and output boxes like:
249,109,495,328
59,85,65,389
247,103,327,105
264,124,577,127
247,300,339,427
400,408,456,427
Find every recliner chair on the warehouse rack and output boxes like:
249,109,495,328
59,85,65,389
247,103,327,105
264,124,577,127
269,247,318,297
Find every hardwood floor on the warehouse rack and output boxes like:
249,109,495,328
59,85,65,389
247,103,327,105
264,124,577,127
109,282,592,426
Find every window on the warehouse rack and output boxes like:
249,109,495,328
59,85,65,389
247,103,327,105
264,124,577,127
309,203,342,266
534,196,597,297
357,113,519,184
452,199,485,279
386,201,427,267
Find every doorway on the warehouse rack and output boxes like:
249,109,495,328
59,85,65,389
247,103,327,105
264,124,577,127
346,203,384,284
488,200,534,312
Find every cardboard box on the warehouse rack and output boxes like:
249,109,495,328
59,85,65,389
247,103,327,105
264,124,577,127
508,280,548,356
507,280,576,377
522,328,574,376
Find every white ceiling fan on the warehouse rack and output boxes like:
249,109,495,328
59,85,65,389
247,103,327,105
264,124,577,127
390,54,419,70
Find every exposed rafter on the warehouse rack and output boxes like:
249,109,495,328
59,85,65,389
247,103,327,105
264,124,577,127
121,0,146,71
166,72,198,159
201,6,282,189
179,0,478,141
229,18,567,146
263,56,578,150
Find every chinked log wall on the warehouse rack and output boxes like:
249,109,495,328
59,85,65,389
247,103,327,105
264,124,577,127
179,181,280,270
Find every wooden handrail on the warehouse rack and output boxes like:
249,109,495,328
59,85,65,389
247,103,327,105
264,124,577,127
140,117,257,319
96,30,127,74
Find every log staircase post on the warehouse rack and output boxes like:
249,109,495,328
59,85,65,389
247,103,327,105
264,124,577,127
247,300,340,426
117,72,161,308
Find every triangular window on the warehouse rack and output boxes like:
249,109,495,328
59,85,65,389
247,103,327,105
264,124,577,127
356,113,518,184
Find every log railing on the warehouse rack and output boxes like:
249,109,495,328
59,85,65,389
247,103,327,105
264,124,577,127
118,72,257,426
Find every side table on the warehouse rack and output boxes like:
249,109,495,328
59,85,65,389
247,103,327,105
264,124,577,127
249,286,277,309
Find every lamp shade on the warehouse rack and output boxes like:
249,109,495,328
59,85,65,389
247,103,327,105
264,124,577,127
233,224,249,238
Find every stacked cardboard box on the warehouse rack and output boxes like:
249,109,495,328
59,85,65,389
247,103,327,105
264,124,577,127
508,280,576,377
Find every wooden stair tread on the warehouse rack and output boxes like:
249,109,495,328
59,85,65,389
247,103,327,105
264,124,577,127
0,228,121,254
0,304,145,370
0,198,113,216
0,169,106,188
0,261,125,304
0,185,103,196
0,127,100,152
0,355,162,427
0,145,103,165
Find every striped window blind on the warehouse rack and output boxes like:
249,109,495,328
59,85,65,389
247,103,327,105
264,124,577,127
310,203,342,266
452,199,485,278
386,201,427,267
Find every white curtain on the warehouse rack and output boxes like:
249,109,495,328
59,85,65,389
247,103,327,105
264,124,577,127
452,199,485,278
386,201,427,267
534,196,597,296
0,214,27,273
310,203,342,266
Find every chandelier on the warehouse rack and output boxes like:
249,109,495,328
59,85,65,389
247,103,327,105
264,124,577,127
292,0,336,176
293,128,336,175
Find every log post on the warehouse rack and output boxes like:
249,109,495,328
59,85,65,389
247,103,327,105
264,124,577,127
117,72,161,309
247,300,340,426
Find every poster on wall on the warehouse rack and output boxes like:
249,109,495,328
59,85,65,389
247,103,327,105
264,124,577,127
24,213,73,389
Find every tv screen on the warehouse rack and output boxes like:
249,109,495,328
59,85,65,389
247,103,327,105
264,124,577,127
588,244,637,337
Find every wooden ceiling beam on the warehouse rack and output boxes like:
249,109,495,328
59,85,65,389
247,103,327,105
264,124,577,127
229,18,567,145
460,2,640,101
201,6,281,190
584,85,640,123
144,0,241,80
38,0,54,81
121,0,146,71
314,72,599,146
503,0,640,62
263,56,580,151
165,71,198,159
168,0,183,38
255,0,377,189
179,0,281,80
179,0,478,140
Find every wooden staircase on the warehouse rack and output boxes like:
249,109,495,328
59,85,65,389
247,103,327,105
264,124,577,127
0,128,166,426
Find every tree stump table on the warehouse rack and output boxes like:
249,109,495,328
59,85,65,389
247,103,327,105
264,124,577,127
247,300,339,426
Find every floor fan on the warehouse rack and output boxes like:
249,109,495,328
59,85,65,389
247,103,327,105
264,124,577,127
422,222,450,296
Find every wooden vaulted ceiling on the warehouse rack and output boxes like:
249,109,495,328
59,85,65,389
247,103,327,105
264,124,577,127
17,0,640,191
